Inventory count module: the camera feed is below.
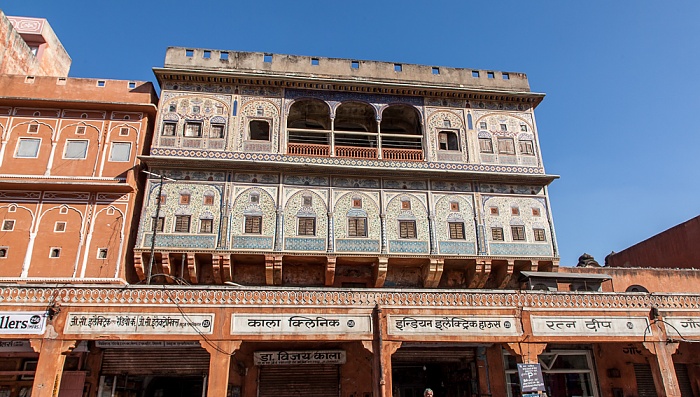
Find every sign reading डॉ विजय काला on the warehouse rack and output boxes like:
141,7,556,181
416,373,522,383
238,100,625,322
386,315,521,336
63,312,214,335
530,315,649,337
254,350,346,365
231,314,372,335
0,312,46,335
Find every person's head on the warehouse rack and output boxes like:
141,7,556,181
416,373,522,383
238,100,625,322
424,389,433,397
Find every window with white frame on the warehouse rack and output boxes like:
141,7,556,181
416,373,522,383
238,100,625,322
519,140,535,155
16,138,41,158
174,215,191,233
438,131,460,151
497,138,515,155
210,124,225,138
503,350,598,397
97,248,108,259
63,140,89,159
199,219,213,234
184,122,202,137
479,138,493,153
448,222,465,239
1,220,14,231
162,122,176,136
109,142,131,162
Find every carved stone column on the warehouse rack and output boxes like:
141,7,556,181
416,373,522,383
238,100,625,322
380,341,402,397
265,255,282,285
380,213,388,254
642,341,681,397
29,339,76,397
202,340,242,397
274,207,284,251
327,211,334,252
428,211,437,254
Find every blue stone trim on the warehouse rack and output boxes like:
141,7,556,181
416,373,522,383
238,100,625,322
489,243,553,256
149,148,544,175
232,236,274,250
335,239,380,253
285,237,326,251
143,234,217,249
438,241,477,255
389,240,430,254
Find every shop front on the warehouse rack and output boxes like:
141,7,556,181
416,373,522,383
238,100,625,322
95,341,210,397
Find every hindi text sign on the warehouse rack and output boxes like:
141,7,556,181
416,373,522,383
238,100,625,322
531,316,648,337
232,314,371,335
64,312,214,335
387,315,520,336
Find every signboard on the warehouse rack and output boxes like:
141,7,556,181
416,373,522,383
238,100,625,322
531,316,649,337
95,341,202,348
517,363,545,392
254,350,346,366
665,317,700,338
231,314,372,335
387,315,521,336
64,313,214,335
0,312,46,335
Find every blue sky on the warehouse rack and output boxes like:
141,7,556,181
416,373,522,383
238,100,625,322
4,1,699,266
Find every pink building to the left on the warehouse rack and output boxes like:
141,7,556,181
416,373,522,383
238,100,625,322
0,10,157,286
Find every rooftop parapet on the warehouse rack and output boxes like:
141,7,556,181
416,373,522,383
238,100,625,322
162,48,532,93
0,75,158,110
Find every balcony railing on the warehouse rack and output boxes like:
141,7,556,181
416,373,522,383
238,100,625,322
287,143,330,157
335,146,378,159
382,148,423,161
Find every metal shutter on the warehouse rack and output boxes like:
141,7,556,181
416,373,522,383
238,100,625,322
101,348,210,375
633,364,658,397
674,364,694,397
258,364,339,397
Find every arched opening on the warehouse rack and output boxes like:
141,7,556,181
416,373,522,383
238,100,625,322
380,105,423,160
625,285,649,293
334,102,378,159
287,99,331,155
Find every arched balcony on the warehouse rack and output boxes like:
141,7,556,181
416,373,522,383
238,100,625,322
286,100,423,161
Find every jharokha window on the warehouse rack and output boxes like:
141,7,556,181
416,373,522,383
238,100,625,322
399,220,417,239
448,222,465,239
245,216,262,234
511,225,525,241
174,215,191,233
184,122,202,137
297,217,316,236
348,217,367,237
491,227,504,241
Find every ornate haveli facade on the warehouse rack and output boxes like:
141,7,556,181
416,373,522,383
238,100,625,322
0,12,699,397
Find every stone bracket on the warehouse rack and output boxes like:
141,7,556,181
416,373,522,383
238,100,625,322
265,255,282,285
373,257,388,288
422,258,444,288
506,342,547,364
186,253,197,284
497,260,515,289
472,261,491,288
325,256,336,286
161,252,172,283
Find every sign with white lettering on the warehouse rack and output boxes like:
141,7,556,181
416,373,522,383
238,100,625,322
387,315,521,336
531,316,649,337
95,341,202,348
254,350,346,365
517,363,545,392
64,313,214,335
231,314,371,335
0,312,46,335
665,317,700,338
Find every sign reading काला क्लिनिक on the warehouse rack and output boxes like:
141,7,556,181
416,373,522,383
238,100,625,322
386,315,521,336
517,363,546,393
231,314,372,335
530,315,649,337
254,350,346,366
63,312,214,335
0,312,46,335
